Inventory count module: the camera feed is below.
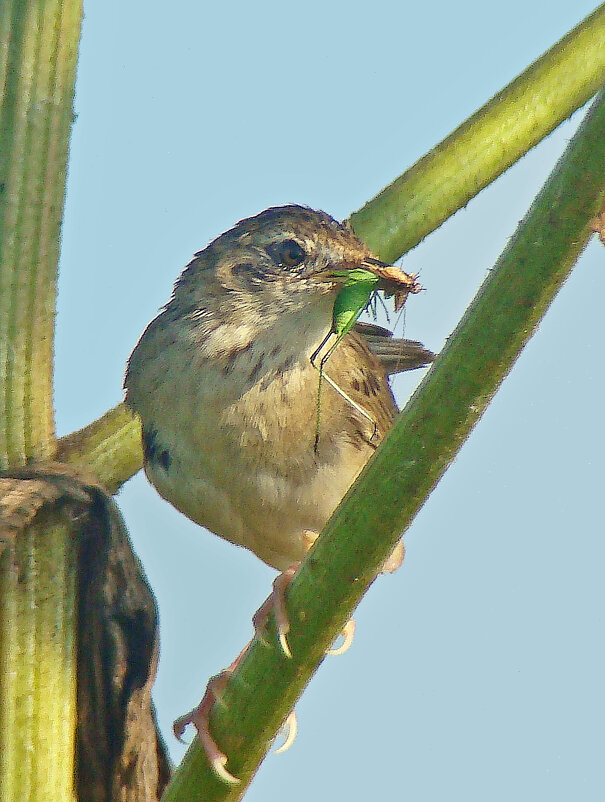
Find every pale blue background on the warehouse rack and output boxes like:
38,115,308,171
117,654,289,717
55,2,604,799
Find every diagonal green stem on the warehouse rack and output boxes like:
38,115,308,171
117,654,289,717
350,3,605,261
0,0,82,469
55,402,143,494
161,86,605,802
56,4,605,485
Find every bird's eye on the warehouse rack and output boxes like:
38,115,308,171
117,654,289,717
270,239,306,267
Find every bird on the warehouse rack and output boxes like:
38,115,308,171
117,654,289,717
124,204,433,781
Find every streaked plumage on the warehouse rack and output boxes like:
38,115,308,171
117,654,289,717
125,206,433,570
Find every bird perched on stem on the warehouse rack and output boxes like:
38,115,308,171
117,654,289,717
124,205,433,781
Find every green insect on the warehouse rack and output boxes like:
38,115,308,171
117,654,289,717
310,268,380,451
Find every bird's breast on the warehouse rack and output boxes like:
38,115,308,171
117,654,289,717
140,338,371,569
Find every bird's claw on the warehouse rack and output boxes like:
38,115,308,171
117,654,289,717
173,545,356,783
327,618,356,656
202,738,240,786
274,710,298,754
173,711,192,744
253,565,298,658
173,670,240,785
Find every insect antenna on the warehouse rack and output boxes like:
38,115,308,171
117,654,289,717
311,332,378,453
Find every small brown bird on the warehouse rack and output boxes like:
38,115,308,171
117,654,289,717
124,205,433,780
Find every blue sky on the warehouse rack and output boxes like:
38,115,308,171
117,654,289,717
55,2,604,799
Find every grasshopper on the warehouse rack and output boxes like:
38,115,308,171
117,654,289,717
310,262,421,451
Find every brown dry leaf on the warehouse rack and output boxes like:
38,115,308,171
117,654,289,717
0,466,171,802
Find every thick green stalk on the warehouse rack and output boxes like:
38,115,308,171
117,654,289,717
0,513,78,802
350,3,605,261
0,2,83,801
0,0,82,468
57,4,605,485
161,87,605,802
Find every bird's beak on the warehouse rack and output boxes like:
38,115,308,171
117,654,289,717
316,257,422,311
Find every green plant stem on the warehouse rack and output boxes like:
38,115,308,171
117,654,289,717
350,3,605,261
0,0,83,468
56,4,605,486
0,2,83,800
161,86,605,802
0,514,79,802
55,402,143,494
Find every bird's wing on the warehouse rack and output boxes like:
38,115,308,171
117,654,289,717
354,321,435,375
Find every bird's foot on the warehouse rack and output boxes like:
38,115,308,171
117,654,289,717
173,651,247,785
253,565,298,657
253,562,356,658
173,533,362,783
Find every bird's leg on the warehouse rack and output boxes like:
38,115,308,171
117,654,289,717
173,647,247,785
310,333,377,452
170,555,305,783
173,639,299,786
173,529,366,784
256,538,406,661
252,565,298,658
253,530,357,659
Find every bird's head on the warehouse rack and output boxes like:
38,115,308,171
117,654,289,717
170,206,419,323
